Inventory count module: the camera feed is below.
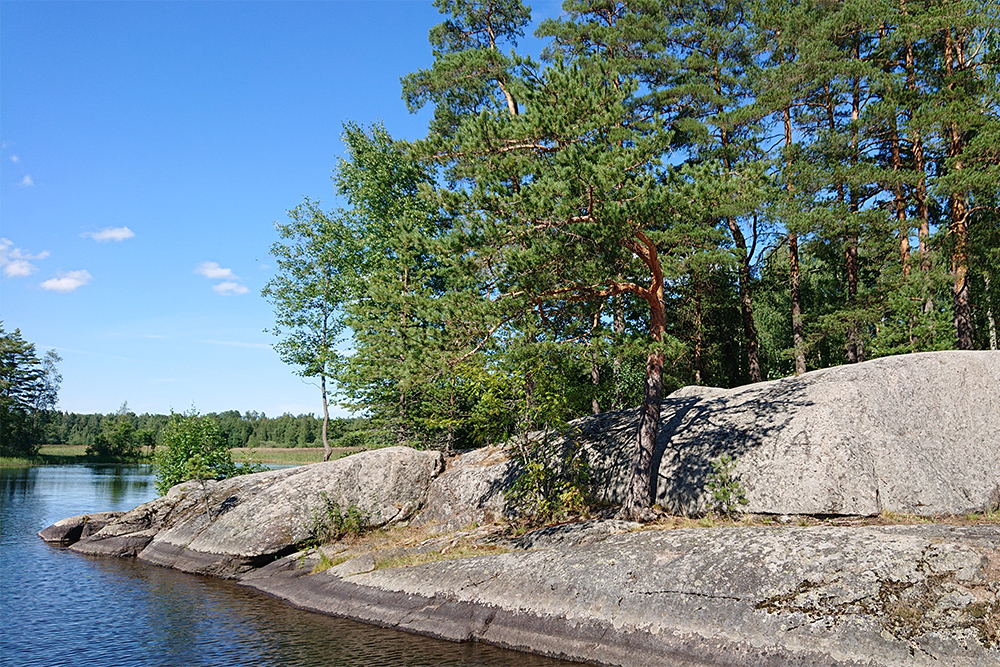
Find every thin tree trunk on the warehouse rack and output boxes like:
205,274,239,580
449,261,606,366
789,233,806,374
693,273,705,384
728,217,761,382
845,57,863,364
320,374,332,462
890,118,910,277
783,106,806,375
718,115,761,382
951,190,973,348
906,35,934,319
612,294,625,409
591,351,601,415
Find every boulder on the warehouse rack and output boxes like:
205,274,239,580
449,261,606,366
417,350,1000,521
37,511,123,544
70,447,444,577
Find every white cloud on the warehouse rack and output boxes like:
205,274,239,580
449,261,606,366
84,226,134,242
10,155,19,164
20,175,34,187
40,269,92,293
1,238,50,278
194,261,236,280
212,281,248,296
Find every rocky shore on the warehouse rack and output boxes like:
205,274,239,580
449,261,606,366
244,523,1000,667
39,351,1000,666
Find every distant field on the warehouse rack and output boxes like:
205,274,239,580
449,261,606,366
0,444,360,468
230,446,363,465
40,444,90,456
1,444,95,468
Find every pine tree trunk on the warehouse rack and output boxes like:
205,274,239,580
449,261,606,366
622,233,667,520
945,27,974,350
845,61,863,364
906,36,935,319
783,107,806,375
951,190,973,348
693,273,705,384
591,350,601,415
890,118,910,277
623,347,663,518
612,295,625,409
718,116,761,383
729,218,762,382
790,232,806,374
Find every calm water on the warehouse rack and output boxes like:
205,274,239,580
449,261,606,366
0,465,575,667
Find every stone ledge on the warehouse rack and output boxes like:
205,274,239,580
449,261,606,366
240,524,999,667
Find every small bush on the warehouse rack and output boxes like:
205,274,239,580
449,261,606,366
706,453,749,518
307,492,370,545
154,410,266,495
506,429,591,526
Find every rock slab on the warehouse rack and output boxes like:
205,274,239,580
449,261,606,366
244,524,1000,667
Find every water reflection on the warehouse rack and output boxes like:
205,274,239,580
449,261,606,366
1,466,576,667
1,466,36,500
87,464,153,504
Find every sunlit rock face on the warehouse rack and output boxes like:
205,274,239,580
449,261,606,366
418,350,1000,522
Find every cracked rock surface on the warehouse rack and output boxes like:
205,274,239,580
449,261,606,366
243,524,999,667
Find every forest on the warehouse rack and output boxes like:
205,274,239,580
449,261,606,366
263,0,999,486
43,409,370,450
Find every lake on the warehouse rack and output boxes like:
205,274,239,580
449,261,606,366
0,464,575,667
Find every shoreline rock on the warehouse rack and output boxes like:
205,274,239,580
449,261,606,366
241,524,999,667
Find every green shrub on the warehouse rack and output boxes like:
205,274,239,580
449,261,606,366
307,492,370,545
153,410,266,495
706,453,749,518
506,429,591,525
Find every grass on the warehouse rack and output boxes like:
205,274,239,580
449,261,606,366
1,444,365,468
311,551,355,574
374,543,512,570
231,446,362,465
0,444,153,468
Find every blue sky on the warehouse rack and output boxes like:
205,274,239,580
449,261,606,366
2,0,560,418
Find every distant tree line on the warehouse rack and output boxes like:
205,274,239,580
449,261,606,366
45,409,372,450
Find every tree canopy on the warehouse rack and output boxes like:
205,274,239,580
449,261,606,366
1,324,61,458
266,0,1000,515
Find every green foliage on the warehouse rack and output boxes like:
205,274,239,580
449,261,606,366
0,324,61,458
706,454,749,518
153,410,265,495
306,492,371,546
47,408,361,450
84,403,150,461
506,429,592,525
